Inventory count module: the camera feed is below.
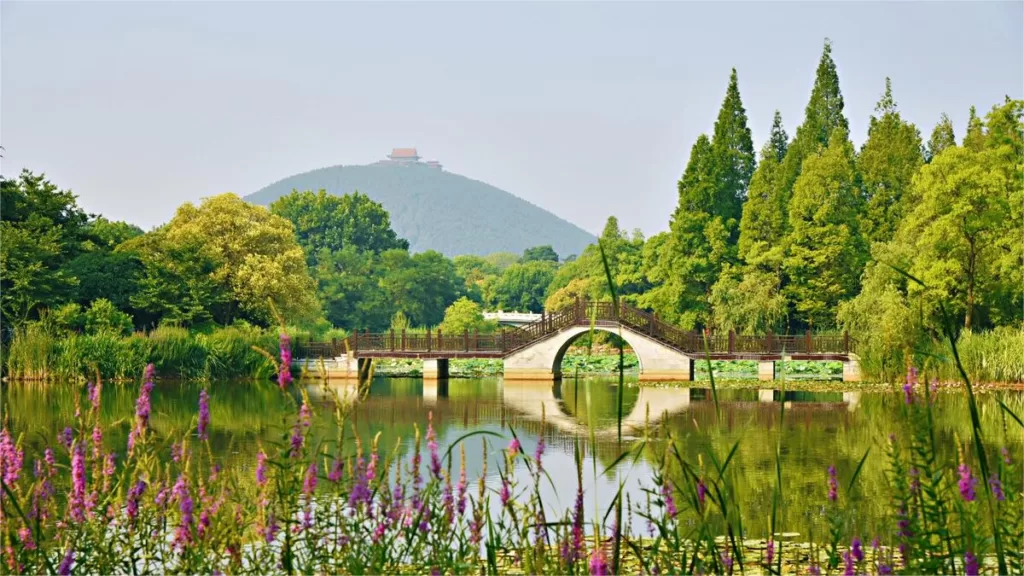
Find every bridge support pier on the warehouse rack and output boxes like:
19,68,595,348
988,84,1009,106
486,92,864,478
759,389,776,403
637,357,693,382
423,359,450,380
758,361,776,381
842,357,862,382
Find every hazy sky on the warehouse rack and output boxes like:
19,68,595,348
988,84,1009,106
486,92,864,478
2,1,1022,237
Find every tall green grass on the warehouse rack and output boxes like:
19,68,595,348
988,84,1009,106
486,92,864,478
3,324,278,382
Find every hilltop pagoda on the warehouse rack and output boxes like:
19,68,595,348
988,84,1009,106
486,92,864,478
387,148,421,163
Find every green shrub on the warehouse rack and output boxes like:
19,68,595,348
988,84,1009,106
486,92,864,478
83,298,134,336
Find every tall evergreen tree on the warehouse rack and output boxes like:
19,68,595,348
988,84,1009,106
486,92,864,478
737,112,789,266
778,39,850,200
925,113,956,162
857,78,924,244
783,127,868,328
642,135,731,328
963,106,986,151
709,69,756,225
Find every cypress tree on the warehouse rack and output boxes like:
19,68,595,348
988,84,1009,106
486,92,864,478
925,113,956,162
783,126,868,328
778,38,850,201
857,78,924,244
643,134,731,328
963,106,986,151
738,111,789,266
710,69,756,225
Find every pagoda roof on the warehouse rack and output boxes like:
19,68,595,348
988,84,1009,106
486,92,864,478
389,148,420,159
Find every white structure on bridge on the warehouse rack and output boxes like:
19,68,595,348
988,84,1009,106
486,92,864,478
482,311,543,327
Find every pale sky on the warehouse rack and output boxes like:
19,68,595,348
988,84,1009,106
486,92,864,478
2,1,1021,237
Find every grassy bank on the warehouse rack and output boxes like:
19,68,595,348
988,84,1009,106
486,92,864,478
3,323,340,382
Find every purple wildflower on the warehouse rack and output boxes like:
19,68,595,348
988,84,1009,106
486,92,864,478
958,462,978,502
589,546,609,576
721,550,733,572
91,426,103,459
59,427,74,450
696,478,706,509
256,451,268,487
289,423,304,458
261,513,279,543
827,464,838,502
871,536,880,551
127,479,147,521
842,551,855,576
0,429,24,484
303,462,318,495
808,564,821,576
909,467,921,495
278,333,293,390
964,551,979,576
197,389,210,441
172,475,194,550
1002,446,1011,465
879,564,893,575
171,442,183,463
571,484,585,563
44,448,55,471
328,459,343,483
851,537,863,562
88,381,102,412
70,444,87,522
500,477,511,507
456,459,468,516
348,457,370,508
427,413,442,479
989,473,1005,501
661,482,678,517
766,540,775,565
103,452,116,477
57,548,74,575
129,365,156,455
904,366,918,405
508,437,521,456
17,527,35,550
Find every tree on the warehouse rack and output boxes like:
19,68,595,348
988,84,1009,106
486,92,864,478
783,127,868,328
903,125,1019,329
925,113,956,162
379,250,463,327
738,112,789,268
453,255,500,304
439,297,497,335
963,106,986,151
0,171,88,328
710,68,756,224
642,135,732,328
270,190,408,262
522,245,559,263
80,217,144,250
709,266,788,334
857,78,924,244
491,261,556,313
151,194,320,325
82,298,134,336
778,39,850,201
66,250,143,314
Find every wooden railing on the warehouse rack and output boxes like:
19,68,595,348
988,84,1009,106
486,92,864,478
297,299,856,358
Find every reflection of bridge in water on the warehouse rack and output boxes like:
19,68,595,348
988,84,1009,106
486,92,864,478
307,380,862,445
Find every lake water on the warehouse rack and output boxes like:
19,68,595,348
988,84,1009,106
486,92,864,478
3,376,1021,542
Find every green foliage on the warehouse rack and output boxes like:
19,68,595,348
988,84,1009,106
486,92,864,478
83,298,134,336
710,266,788,334
379,249,464,327
80,216,144,250
246,162,595,257
269,189,408,260
439,297,497,335
778,38,850,203
710,68,756,224
926,113,957,163
491,261,555,313
0,171,87,327
783,127,868,328
65,249,143,315
737,111,789,268
857,78,924,244
521,244,559,263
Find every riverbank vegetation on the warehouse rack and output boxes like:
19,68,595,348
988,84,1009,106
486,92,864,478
3,38,1020,382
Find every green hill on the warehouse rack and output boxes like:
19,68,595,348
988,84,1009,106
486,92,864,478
245,163,595,258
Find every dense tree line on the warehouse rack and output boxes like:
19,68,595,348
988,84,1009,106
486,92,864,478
3,39,1019,352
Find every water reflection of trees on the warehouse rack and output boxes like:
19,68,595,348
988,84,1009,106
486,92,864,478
3,378,1020,540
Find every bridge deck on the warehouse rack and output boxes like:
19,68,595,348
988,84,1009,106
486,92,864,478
296,300,856,361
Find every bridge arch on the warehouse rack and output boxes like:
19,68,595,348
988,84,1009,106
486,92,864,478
503,324,695,382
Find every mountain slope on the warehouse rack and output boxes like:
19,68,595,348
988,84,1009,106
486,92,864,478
246,163,595,258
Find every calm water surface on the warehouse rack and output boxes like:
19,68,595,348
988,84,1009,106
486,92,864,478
3,376,1021,541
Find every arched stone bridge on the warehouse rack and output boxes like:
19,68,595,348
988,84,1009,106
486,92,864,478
295,300,862,382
